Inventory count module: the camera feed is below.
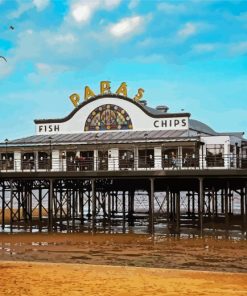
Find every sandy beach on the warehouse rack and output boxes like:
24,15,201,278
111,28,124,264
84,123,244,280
1,261,247,296
0,233,247,295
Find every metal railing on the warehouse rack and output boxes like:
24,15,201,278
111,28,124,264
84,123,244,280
0,155,247,173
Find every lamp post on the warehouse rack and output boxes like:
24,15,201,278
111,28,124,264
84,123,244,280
48,136,52,170
235,142,238,168
4,138,8,171
62,151,65,171
200,141,205,169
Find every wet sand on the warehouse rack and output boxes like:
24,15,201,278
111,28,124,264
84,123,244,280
1,233,247,272
1,233,247,295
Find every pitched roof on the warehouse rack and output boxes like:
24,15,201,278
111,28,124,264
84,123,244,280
2,130,199,147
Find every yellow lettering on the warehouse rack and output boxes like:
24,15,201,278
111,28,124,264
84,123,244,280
134,88,144,101
69,93,80,107
116,82,127,97
100,81,111,94
84,86,95,100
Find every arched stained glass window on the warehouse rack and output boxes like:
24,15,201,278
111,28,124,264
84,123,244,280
84,104,133,131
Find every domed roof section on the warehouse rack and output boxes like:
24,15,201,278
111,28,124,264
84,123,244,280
189,119,217,135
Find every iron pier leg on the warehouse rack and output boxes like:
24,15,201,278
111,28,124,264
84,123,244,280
176,191,180,233
92,179,96,233
48,179,54,232
107,191,112,229
38,187,42,231
10,180,13,233
80,190,84,226
2,183,5,229
166,187,170,226
128,190,134,226
149,178,154,235
123,191,126,233
225,183,229,236
199,177,204,237
245,182,247,237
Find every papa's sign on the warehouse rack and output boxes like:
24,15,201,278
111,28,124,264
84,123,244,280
69,81,144,108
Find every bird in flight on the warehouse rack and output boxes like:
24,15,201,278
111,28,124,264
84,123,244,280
9,25,14,30
0,56,7,62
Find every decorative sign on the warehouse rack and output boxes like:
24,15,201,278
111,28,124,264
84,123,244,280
153,118,187,129
69,93,80,107
134,88,144,101
36,117,188,135
84,104,133,131
69,81,144,108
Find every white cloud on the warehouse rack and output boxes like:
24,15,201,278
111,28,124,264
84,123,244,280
128,0,139,10
233,12,247,22
177,22,198,39
230,41,247,55
35,63,68,75
33,0,50,11
157,2,186,14
109,15,149,38
9,2,33,18
47,33,77,45
70,0,121,23
104,0,121,9
134,54,164,63
71,2,94,23
0,61,13,78
9,0,50,18
177,22,211,40
193,43,216,53
36,63,53,75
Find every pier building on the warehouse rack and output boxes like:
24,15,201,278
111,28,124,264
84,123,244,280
0,81,247,236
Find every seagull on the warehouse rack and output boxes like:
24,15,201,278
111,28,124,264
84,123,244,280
9,25,14,30
0,56,7,62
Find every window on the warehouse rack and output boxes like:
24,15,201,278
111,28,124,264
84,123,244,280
85,104,133,131
76,151,94,171
0,153,14,170
138,149,154,168
38,152,50,170
22,153,35,170
97,151,108,170
66,151,77,171
182,147,199,167
119,149,134,169
206,144,224,167
162,147,178,168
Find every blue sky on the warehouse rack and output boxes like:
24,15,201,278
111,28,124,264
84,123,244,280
0,0,247,139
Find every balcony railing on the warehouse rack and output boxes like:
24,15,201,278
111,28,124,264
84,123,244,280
0,155,247,173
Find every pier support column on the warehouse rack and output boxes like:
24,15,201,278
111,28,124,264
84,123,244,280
1,182,5,229
149,178,154,235
128,190,134,226
176,192,180,233
48,179,54,232
108,191,111,230
10,180,13,232
245,182,247,234
225,182,229,234
199,178,204,237
123,191,126,233
92,179,96,233
166,187,170,225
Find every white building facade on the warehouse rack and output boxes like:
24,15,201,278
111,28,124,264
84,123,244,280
1,91,246,172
